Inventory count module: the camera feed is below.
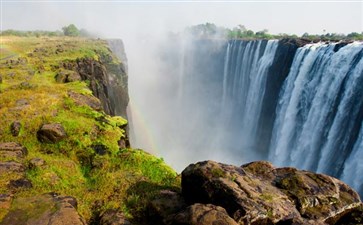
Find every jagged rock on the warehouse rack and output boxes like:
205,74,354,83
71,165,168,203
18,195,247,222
29,157,46,168
100,209,131,225
37,123,67,143
55,70,81,83
0,193,86,225
68,91,102,111
0,161,25,174
181,160,362,225
8,178,32,189
10,121,22,137
169,203,239,225
148,190,186,224
0,142,27,159
0,194,13,210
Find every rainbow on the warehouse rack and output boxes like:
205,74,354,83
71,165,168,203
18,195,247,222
127,98,159,156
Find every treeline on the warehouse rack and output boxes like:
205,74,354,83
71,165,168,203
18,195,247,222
185,23,363,41
0,24,92,38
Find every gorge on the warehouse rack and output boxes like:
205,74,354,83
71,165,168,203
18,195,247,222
129,37,363,198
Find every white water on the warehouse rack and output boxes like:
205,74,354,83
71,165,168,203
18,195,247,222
269,42,363,196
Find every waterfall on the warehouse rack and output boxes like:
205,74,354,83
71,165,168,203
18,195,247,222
341,121,363,195
222,42,231,105
268,42,363,196
130,37,363,197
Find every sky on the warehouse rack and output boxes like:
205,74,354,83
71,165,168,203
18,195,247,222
1,0,362,39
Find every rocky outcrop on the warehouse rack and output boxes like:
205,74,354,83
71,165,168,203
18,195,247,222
0,193,86,225
55,69,81,83
0,161,25,174
181,161,362,225
61,51,129,118
68,91,102,111
0,142,27,159
37,123,67,143
149,160,362,225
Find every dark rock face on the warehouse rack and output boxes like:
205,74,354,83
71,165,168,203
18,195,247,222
180,160,362,225
61,56,129,118
148,190,187,224
100,209,131,225
10,121,21,137
68,91,102,111
0,142,28,159
37,123,67,143
0,193,86,225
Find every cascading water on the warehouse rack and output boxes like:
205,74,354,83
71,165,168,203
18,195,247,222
268,42,363,196
130,37,363,197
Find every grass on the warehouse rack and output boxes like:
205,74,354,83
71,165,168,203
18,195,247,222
0,36,179,223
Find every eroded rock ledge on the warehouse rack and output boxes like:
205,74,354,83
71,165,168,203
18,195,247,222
150,161,363,225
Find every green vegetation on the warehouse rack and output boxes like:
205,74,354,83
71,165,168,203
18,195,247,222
184,23,363,41
0,36,179,223
0,24,91,38
62,24,80,37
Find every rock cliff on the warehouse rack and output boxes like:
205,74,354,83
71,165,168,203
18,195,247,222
149,161,363,225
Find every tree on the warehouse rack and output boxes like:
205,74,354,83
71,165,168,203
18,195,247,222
62,24,80,37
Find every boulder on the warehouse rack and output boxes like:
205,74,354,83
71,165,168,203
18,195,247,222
29,158,46,168
100,209,131,225
68,91,102,111
10,121,22,137
8,178,32,189
0,142,28,159
0,193,86,225
37,123,67,143
169,203,239,225
181,161,362,225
